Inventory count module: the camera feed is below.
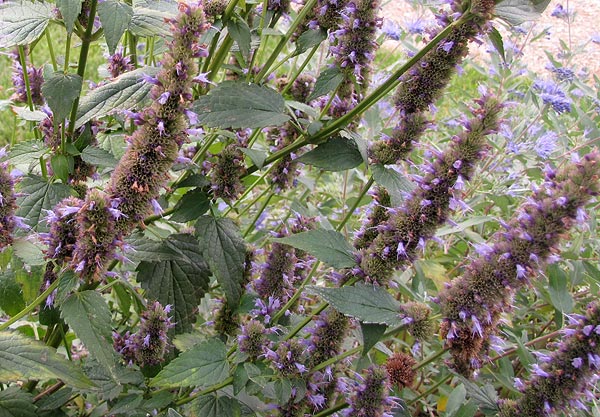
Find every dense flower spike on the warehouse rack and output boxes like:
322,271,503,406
307,308,349,368
210,143,247,201
107,49,135,78
398,301,433,342
360,93,503,284
9,48,44,105
238,319,269,360
370,0,495,165
385,352,417,389
266,123,302,192
353,187,392,250
344,366,395,417
438,151,600,377
498,302,600,417
0,160,18,250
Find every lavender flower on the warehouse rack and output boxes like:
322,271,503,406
238,320,269,360
9,48,44,106
498,302,600,417
354,187,392,250
266,339,308,377
438,151,600,377
344,366,395,417
107,49,135,78
398,301,433,342
0,160,18,250
307,309,349,368
533,78,572,114
361,94,503,284
290,73,316,104
209,143,247,201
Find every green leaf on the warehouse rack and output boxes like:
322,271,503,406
436,216,494,237
61,291,119,380
227,15,251,59
0,331,94,389
0,1,53,47
170,189,210,223
360,322,387,356
56,0,83,34
0,272,25,316
273,229,356,269
192,395,241,417
494,0,551,25
0,386,37,417
195,216,247,308
307,67,343,102
307,283,402,325
42,72,83,122
33,386,73,414
459,378,500,414
76,67,159,129
193,81,290,129
298,136,363,171
488,26,506,63
80,146,119,168
12,236,45,266
547,264,574,314
50,154,74,183
167,409,184,417
129,0,178,37
136,234,211,334
150,339,229,388
445,384,466,416
98,0,133,55
294,29,327,56
372,164,415,206
16,175,73,232
240,148,267,170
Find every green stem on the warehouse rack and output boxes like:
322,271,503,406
414,348,447,371
17,46,34,112
174,376,234,406
205,0,242,80
63,34,72,73
0,280,60,331
408,373,452,406
280,45,319,96
45,30,58,71
312,346,361,373
243,191,273,237
314,402,348,417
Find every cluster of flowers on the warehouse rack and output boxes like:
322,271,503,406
8,48,44,105
438,151,600,376
0,150,20,250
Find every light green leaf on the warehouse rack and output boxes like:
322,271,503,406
170,189,210,223
98,0,133,55
459,378,500,414
0,331,95,389
167,409,184,417
136,234,211,333
50,154,74,183
494,0,552,25
150,339,229,388
80,146,119,168
307,283,402,325
192,395,242,417
0,386,37,417
240,148,267,170
193,81,290,129
15,175,73,232
61,291,119,379
445,384,466,416
298,136,363,171
372,164,415,206
0,272,25,317
56,0,83,34
273,229,356,269
0,1,53,47
12,236,45,266
436,216,493,237
195,216,247,308
42,72,83,122
8,141,47,167
76,67,159,128
129,0,178,37
307,66,343,102
547,264,574,314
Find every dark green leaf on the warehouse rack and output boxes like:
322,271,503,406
150,339,229,388
136,234,211,334
195,216,247,308
372,164,415,206
494,0,551,25
294,29,327,56
227,15,251,58
488,26,506,63
0,1,53,47
307,283,402,325
83,358,143,400
307,67,343,102
298,136,363,171
240,148,267,170
36,387,73,412
129,0,178,37
8,140,47,167
0,331,94,389
42,72,83,121
76,67,160,128
61,291,119,380
273,229,356,269
98,0,133,55
176,173,210,189
0,386,37,417
50,154,74,183
360,322,387,356
170,189,210,223
15,175,73,232
459,378,500,414
340,130,368,165
547,264,574,314
192,395,241,417
167,409,184,417
56,0,83,34
193,81,290,129
445,384,466,416
0,272,25,316
80,146,118,168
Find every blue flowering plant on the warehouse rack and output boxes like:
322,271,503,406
1,0,600,416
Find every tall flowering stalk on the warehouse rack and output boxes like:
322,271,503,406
343,365,395,417
359,93,503,284
438,151,600,377
498,301,600,417
370,0,495,165
0,158,18,250
9,48,44,106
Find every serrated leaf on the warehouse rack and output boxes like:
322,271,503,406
372,164,415,206
15,175,73,232
0,331,94,389
459,378,500,414
150,339,229,388
98,0,133,55
307,67,343,102
61,291,119,379
129,0,178,37
298,136,363,171
57,0,83,34
294,29,327,56
11,106,48,122
170,189,210,223
273,229,356,269
494,0,551,25
192,395,241,417
0,272,25,316
547,264,574,314
227,15,251,59
42,72,83,121
12,236,45,266
0,1,53,47
0,386,37,417
193,81,290,129
195,216,247,308
360,322,387,355
8,140,48,168
307,283,402,325
76,67,159,128
80,146,118,168
136,234,211,334
488,26,506,63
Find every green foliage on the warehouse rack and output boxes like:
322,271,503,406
97,0,133,55
0,1,53,47
15,176,73,231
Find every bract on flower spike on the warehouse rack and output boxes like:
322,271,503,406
438,150,600,377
